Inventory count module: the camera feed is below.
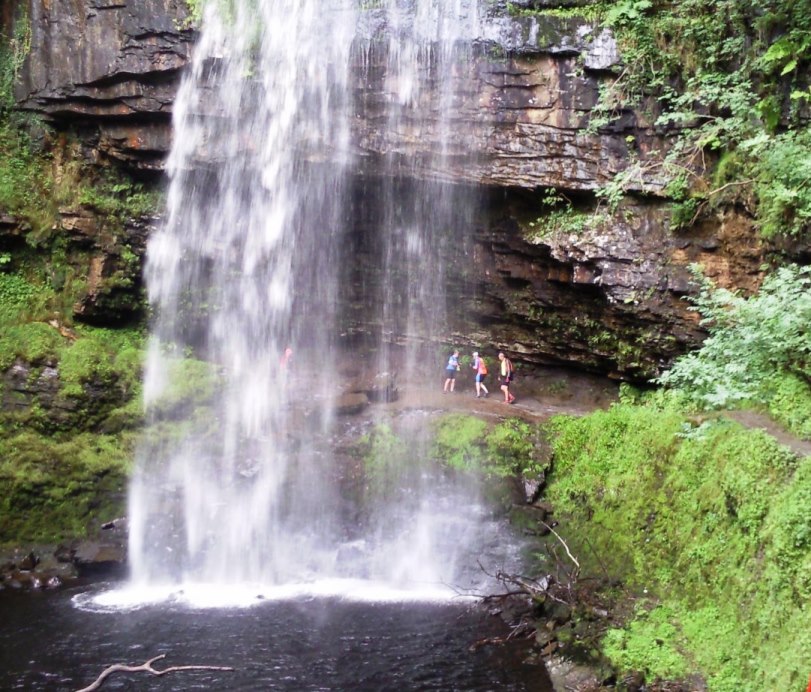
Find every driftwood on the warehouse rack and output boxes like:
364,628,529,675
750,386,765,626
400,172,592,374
76,654,234,692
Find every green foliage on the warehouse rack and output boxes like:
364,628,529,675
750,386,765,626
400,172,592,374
657,264,811,437
0,5,31,112
431,413,487,471
0,318,143,390
768,372,811,440
591,0,811,237
0,116,160,242
0,317,144,437
0,8,160,544
77,174,160,226
185,0,208,23
546,401,811,690
665,172,705,230
0,124,54,231
602,601,689,680
58,338,114,397
0,271,38,314
0,429,133,542
604,0,653,27
524,189,599,241
505,1,606,21
0,321,61,370
764,458,811,601
485,418,546,477
740,129,811,237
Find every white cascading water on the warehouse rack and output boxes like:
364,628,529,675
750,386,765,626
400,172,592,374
124,0,512,604
374,0,481,369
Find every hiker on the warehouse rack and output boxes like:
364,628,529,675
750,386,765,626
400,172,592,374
443,349,460,392
498,351,516,404
280,347,293,370
471,351,489,398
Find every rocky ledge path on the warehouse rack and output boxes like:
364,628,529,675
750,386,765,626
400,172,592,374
382,367,621,422
384,371,811,461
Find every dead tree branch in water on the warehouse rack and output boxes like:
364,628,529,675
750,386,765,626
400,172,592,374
475,520,583,608
75,654,234,692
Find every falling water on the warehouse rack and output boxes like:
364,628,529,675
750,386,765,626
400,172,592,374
126,0,513,601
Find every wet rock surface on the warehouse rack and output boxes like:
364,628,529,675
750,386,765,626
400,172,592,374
13,1,647,190
0,545,91,592
6,0,777,379
17,0,194,172
0,519,128,591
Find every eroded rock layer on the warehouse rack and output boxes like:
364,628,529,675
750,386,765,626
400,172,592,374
6,1,772,377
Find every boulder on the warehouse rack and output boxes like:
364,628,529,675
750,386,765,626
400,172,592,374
334,392,370,416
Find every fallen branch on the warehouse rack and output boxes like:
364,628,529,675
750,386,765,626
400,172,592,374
540,521,580,574
469,620,535,651
76,654,234,692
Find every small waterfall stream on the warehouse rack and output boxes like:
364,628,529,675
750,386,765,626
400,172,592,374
125,0,518,603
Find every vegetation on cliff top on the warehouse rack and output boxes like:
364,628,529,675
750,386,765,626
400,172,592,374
575,0,811,239
510,0,811,324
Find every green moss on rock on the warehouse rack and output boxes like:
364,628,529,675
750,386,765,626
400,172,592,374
545,401,811,690
0,430,134,543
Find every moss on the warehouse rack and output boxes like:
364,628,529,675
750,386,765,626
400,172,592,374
0,429,134,542
767,371,811,439
355,421,412,501
602,601,690,680
149,356,221,418
545,401,811,689
486,418,548,477
0,319,145,439
0,321,61,370
431,412,488,471
58,338,117,397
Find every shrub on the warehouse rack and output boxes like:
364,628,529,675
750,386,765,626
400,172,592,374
657,264,811,437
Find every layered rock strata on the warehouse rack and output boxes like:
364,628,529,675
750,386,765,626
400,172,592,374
6,1,770,377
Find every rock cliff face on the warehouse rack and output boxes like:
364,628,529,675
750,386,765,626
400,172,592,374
17,0,193,171
7,0,770,378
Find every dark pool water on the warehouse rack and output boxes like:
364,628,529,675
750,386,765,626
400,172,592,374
0,581,552,691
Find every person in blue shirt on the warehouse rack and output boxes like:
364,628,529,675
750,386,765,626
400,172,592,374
443,349,460,392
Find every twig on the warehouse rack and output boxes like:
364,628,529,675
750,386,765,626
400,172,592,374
584,535,611,583
540,521,580,572
76,654,235,692
705,178,755,197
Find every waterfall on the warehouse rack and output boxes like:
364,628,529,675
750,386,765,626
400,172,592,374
127,0,504,601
